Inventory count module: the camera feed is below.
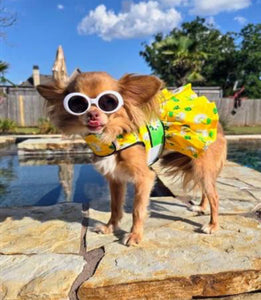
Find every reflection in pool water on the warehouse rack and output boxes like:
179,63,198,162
0,154,108,207
0,143,125,208
0,140,260,207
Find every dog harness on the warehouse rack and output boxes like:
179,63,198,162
84,84,219,165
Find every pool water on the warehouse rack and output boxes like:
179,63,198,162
0,147,108,207
227,140,261,172
0,140,260,208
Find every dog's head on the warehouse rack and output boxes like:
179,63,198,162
37,72,162,141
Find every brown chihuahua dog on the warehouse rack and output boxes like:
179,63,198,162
37,72,227,246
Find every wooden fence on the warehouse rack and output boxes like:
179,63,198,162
214,98,261,126
1,87,261,126
0,88,47,126
169,86,223,101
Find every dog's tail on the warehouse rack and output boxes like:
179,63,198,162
160,152,194,190
160,123,227,192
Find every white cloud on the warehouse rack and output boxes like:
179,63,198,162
57,4,64,10
190,0,251,15
234,16,247,25
77,1,182,41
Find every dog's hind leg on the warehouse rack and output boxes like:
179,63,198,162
201,184,219,234
95,179,126,234
190,192,208,213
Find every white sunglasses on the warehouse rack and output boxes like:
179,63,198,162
63,90,124,116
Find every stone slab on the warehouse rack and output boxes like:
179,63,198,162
0,203,122,256
0,254,85,300
0,203,83,255
78,204,261,299
0,137,15,147
153,160,261,215
17,138,91,155
0,203,87,300
0,161,260,299
205,293,261,300
226,135,261,141
14,134,261,159
0,203,104,300
78,160,261,299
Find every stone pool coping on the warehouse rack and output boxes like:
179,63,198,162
0,134,259,157
1,133,261,142
0,136,16,146
226,134,261,140
0,158,261,299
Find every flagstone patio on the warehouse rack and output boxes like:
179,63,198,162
0,156,260,299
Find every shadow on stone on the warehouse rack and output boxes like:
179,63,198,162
150,211,202,228
0,176,177,225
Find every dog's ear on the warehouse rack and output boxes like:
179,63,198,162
37,81,65,102
119,74,163,104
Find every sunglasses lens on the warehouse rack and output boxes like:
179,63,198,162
98,94,120,112
67,96,89,114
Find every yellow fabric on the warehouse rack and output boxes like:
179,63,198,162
84,120,162,157
84,134,116,156
158,84,218,158
84,84,219,160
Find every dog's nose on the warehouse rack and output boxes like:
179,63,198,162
87,110,100,120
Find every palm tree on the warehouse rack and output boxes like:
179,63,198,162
0,60,15,86
0,60,8,73
154,35,207,86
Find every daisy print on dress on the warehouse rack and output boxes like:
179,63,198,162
148,121,161,131
194,114,207,124
175,112,186,122
157,84,219,159
196,129,209,137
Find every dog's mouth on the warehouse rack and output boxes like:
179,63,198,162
87,120,105,132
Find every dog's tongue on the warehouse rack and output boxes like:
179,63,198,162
88,120,101,127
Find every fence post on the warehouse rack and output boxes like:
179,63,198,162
18,95,25,126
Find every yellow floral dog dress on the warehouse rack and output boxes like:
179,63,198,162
84,84,219,165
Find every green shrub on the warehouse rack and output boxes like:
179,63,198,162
38,118,59,134
0,119,16,133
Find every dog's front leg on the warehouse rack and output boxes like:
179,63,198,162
123,168,155,246
95,178,126,234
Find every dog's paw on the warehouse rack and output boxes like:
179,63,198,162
101,134,114,145
189,205,205,213
94,223,116,234
122,232,142,246
201,223,219,234
100,129,117,144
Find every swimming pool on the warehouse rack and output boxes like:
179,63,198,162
0,143,120,208
0,140,260,208
227,139,261,172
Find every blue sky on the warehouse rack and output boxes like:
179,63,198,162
1,0,261,84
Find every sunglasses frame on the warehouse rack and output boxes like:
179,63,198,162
63,90,124,116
